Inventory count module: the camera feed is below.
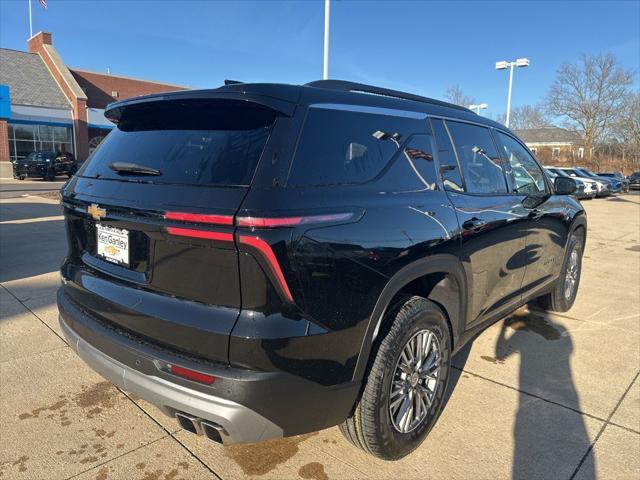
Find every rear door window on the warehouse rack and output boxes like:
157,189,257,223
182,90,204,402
79,99,277,186
430,118,463,192
288,107,417,186
446,121,508,194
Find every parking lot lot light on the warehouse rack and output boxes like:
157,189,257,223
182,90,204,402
496,58,530,128
469,103,488,115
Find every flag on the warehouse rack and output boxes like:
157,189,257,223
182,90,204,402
39,0,47,9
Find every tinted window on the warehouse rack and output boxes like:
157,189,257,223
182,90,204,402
403,135,438,190
288,108,416,186
79,99,276,186
496,131,546,194
576,168,596,177
563,169,581,177
430,118,463,192
446,121,507,194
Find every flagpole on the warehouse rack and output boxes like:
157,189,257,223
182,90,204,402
323,0,330,79
28,0,33,38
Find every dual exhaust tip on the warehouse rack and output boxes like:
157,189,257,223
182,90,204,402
175,412,230,445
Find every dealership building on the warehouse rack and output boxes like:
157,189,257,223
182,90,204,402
0,31,186,178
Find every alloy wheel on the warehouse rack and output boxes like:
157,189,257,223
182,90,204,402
389,329,441,434
564,248,579,299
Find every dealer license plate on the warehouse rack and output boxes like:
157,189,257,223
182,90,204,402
96,224,129,266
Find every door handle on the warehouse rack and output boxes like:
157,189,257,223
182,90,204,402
462,217,487,231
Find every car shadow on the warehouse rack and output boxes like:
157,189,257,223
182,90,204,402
494,311,595,480
0,203,66,282
0,201,62,222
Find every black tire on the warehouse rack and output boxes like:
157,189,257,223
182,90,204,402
339,296,451,460
18,175,25,181
68,165,77,178
45,168,56,181
536,231,583,312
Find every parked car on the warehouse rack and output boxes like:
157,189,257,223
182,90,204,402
629,171,640,190
574,167,622,193
556,167,613,197
598,172,629,193
545,167,596,199
57,80,586,460
13,150,77,181
547,167,607,197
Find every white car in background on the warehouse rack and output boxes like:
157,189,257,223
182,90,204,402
546,167,609,197
544,167,597,199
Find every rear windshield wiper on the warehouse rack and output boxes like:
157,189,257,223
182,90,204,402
108,162,161,176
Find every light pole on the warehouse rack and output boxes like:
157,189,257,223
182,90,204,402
323,0,330,80
469,103,488,115
495,58,530,128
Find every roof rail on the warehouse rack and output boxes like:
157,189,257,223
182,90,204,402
304,79,470,113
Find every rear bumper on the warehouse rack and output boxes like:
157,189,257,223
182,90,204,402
60,313,282,444
57,288,359,442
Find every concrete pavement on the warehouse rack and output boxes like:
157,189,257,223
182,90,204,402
0,178,68,199
0,193,638,479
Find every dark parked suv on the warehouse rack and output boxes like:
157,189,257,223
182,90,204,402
58,80,585,460
13,150,76,180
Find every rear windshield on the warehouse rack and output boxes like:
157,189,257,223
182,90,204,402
79,99,277,186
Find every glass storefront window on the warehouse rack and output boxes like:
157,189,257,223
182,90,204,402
13,124,36,141
13,140,37,160
53,126,71,142
7,122,74,161
40,141,55,152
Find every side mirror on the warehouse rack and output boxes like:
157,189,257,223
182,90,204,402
554,177,576,195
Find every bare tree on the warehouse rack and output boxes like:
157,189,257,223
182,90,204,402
544,53,634,158
610,92,640,167
495,104,551,130
444,85,476,107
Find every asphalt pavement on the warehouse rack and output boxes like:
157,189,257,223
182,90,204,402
0,192,638,480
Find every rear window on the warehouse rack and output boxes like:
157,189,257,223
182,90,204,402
288,107,417,186
79,99,277,186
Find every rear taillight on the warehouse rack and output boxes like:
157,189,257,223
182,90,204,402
163,210,359,303
164,212,233,225
165,227,233,242
237,235,293,302
235,212,354,228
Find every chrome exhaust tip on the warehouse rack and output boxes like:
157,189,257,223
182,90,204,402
201,420,231,445
175,412,203,436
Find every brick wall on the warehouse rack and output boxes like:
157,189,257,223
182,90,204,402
0,119,9,162
70,70,186,109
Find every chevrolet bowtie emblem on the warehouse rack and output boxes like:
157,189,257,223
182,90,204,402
88,203,106,220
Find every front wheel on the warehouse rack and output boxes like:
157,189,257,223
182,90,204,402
45,168,56,181
339,297,451,460
536,231,583,312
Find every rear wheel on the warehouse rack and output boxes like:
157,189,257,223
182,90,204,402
339,296,451,460
537,231,583,312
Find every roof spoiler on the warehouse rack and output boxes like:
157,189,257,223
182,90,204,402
104,89,297,124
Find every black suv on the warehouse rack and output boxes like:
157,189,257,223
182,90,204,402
58,80,585,460
13,150,77,180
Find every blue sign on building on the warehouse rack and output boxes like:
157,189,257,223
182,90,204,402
0,85,10,120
